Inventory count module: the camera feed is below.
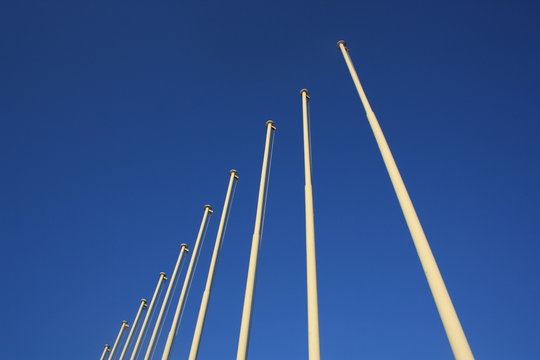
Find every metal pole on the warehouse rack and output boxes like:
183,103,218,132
236,120,276,360
118,299,148,360
144,244,189,360
130,272,167,360
161,205,213,360
100,344,110,360
109,321,129,360
300,89,321,360
337,40,474,360
188,170,239,360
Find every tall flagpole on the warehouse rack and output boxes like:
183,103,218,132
188,170,239,360
130,272,167,360
300,89,321,360
337,40,474,360
100,344,110,360
144,244,189,360
118,299,148,360
109,321,129,360
161,205,213,360
236,120,276,360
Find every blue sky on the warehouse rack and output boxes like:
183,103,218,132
1,1,540,359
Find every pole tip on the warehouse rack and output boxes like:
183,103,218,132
122,320,129,325
337,40,347,49
160,272,167,277
204,204,213,213
140,298,147,303
266,120,277,130
104,344,110,348
229,169,240,179
300,88,309,96
180,243,188,250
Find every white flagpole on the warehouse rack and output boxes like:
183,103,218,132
109,321,129,360
337,40,474,360
144,244,189,360
300,89,321,360
100,344,110,360
130,272,167,360
161,205,213,360
118,299,148,360
188,170,239,360
236,121,276,360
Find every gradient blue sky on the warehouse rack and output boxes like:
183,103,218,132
2,1,540,359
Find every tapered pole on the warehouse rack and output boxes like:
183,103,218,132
144,244,189,360
109,321,129,360
337,40,474,360
130,272,167,360
118,299,148,360
100,344,110,360
161,205,213,360
236,121,276,360
189,170,239,360
300,89,321,360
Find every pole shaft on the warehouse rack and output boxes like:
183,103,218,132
337,41,474,360
301,90,321,360
109,321,129,360
130,273,167,360
100,345,110,360
189,170,239,360
118,299,147,360
144,245,189,360
161,206,213,360
236,121,276,360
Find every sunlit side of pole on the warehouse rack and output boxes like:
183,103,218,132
109,321,129,360
144,244,189,360
188,170,239,360
161,205,213,360
236,121,276,360
337,40,474,360
300,89,321,360
130,272,167,360
118,299,147,360
100,344,110,360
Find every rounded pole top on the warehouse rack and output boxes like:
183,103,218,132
230,169,238,175
300,88,309,96
159,272,167,277
122,320,129,325
266,120,277,130
104,344,110,348
180,243,188,249
337,40,347,48
140,298,147,303
204,204,213,212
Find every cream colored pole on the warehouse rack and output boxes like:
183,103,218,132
100,344,110,360
188,170,239,360
109,321,129,360
161,205,213,360
300,89,321,360
337,40,474,360
130,272,167,360
236,121,276,360
118,299,148,360
144,244,189,360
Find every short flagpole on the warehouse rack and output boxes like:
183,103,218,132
236,120,276,360
300,89,321,360
144,244,189,360
109,321,129,360
118,299,148,360
188,170,239,360
130,272,167,360
337,40,474,360
161,205,213,360
100,344,110,360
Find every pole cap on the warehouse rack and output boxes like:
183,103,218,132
159,272,167,279
230,169,239,179
204,204,213,213
266,120,277,130
104,344,110,348
337,40,347,48
300,88,309,96
140,298,147,303
180,243,189,250
122,320,129,326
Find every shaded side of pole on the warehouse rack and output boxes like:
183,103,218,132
118,299,147,360
109,321,129,360
236,121,276,360
161,205,213,360
130,272,167,360
337,40,474,360
144,244,189,360
301,89,321,360
188,170,239,360
100,345,110,360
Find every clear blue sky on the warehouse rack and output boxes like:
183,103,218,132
1,1,539,359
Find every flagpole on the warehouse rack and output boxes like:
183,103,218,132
236,120,276,360
336,40,474,360
100,344,110,360
130,272,167,360
300,89,321,360
118,299,148,360
188,170,239,360
109,321,129,360
161,205,213,360
144,244,189,360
